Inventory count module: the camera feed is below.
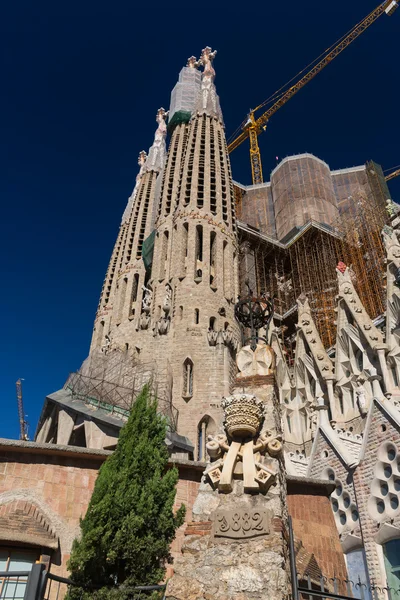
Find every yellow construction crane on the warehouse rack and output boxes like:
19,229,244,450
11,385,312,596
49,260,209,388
16,378,29,441
228,0,398,184
386,168,400,182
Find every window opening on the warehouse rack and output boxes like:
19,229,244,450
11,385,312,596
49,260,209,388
183,358,194,399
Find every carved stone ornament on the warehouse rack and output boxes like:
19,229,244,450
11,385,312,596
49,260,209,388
213,508,271,539
204,394,281,494
236,344,275,378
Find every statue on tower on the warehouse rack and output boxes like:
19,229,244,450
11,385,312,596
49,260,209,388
145,108,168,173
121,151,147,223
195,46,222,120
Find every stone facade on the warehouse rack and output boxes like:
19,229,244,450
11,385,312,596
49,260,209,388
5,45,399,599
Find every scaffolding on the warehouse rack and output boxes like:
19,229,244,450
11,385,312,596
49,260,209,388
64,349,178,430
238,187,389,351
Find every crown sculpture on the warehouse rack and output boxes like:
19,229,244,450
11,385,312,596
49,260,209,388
204,393,282,494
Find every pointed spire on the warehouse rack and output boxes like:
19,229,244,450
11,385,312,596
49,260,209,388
296,294,334,379
336,264,384,348
144,108,168,173
194,46,223,121
121,151,147,224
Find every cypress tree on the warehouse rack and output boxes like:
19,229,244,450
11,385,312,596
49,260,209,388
67,384,185,596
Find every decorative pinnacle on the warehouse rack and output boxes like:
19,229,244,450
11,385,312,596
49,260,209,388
199,46,217,65
138,151,147,166
156,107,168,122
187,56,199,69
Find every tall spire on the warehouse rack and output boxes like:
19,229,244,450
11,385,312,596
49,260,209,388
144,107,168,173
121,151,147,224
194,46,223,121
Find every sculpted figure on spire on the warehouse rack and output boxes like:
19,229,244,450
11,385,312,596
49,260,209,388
145,107,168,172
186,55,199,69
121,150,147,223
195,46,223,120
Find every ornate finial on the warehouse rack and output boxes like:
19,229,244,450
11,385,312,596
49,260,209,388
194,46,222,120
138,150,147,166
156,107,168,123
199,46,217,68
144,108,168,173
186,56,199,69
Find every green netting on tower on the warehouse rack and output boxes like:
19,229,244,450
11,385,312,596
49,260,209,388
167,110,192,133
142,230,156,271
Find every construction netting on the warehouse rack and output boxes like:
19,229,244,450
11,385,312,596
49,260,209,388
64,349,178,430
169,66,201,124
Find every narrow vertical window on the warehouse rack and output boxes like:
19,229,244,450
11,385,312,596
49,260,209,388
195,309,200,324
210,231,216,287
209,317,216,330
183,358,194,399
179,306,184,320
195,225,203,281
181,223,189,276
129,273,139,317
223,241,230,298
159,230,169,280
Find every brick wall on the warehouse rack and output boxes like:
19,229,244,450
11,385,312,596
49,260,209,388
0,443,106,577
0,442,202,581
287,480,348,581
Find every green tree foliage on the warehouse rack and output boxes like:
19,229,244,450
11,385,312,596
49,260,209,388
67,385,185,596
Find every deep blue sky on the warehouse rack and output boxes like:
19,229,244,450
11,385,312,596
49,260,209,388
1,0,399,439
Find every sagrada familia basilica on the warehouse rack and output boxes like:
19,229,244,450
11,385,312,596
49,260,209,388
1,48,400,600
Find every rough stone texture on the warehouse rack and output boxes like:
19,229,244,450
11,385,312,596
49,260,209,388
166,373,289,600
167,481,288,600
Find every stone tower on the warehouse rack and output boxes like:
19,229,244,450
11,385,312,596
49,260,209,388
148,48,240,455
89,50,240,458
90,108,168,354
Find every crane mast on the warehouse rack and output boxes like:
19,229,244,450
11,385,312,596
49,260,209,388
228,0,398,184
16,379,29,441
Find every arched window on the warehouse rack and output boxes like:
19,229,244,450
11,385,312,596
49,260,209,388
209,317,216,330
182,358,194,400
197,416,216,461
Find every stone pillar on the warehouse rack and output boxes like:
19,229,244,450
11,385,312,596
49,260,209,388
166,343,289,600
